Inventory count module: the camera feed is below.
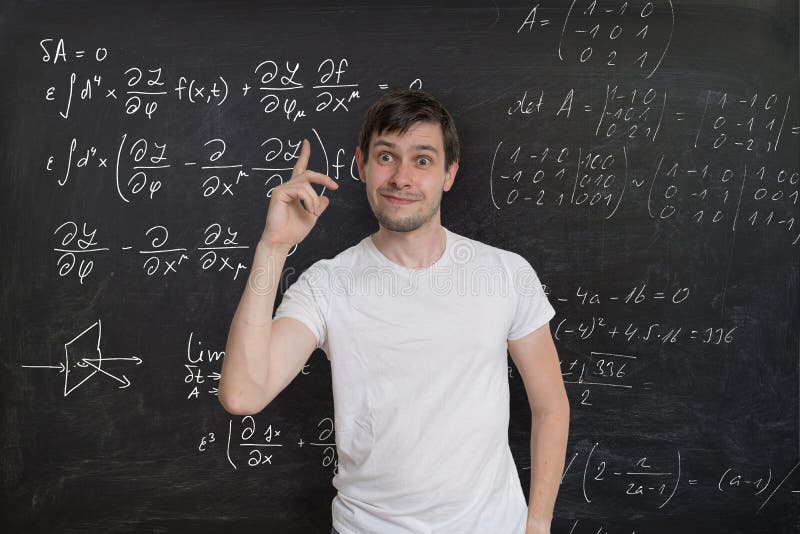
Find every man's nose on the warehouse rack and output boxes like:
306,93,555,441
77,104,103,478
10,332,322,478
390,160,414,188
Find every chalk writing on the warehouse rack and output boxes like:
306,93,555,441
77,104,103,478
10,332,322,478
20,319,142,396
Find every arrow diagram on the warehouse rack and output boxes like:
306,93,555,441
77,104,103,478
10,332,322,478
20,319,142,396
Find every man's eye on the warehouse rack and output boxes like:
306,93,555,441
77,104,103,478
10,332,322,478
418,157,430,166
379,153,393,162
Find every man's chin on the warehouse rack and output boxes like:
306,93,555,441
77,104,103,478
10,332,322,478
378,220,418,233
374,212,422,233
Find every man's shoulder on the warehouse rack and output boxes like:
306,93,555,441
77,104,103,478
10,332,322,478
302,234,371,273
446,228,530,269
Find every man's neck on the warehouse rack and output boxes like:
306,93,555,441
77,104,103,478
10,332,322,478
370,223,447,269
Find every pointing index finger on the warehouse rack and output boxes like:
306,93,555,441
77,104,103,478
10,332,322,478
293,138,311,176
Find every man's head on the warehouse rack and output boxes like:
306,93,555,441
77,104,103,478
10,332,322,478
355,89,460,233
357,88,460,170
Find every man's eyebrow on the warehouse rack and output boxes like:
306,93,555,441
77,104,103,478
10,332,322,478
372,140,396,150
372,139,440,154
412,144,439,154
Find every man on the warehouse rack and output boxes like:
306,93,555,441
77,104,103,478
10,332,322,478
219,89,569,534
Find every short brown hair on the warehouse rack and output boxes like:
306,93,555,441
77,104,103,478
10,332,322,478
358,88,460,169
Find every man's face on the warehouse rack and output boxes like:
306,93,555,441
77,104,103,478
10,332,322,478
356,121,458,233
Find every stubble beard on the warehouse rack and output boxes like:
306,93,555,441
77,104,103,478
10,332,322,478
370,193,442,233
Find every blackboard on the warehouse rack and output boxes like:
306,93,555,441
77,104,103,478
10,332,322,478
1,1,798,532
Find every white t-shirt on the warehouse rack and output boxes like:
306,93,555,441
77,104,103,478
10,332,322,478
274,226,556,534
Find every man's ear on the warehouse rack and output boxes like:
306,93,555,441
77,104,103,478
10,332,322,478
443,161,459,192
355,146,366,183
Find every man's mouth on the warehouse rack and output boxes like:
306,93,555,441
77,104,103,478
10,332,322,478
381,194,417,205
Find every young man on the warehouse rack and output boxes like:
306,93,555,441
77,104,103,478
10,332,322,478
219,89,570,534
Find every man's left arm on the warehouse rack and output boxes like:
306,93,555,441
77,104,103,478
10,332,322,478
508,322,570,534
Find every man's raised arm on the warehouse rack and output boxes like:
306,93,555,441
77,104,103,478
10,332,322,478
218,139,338,415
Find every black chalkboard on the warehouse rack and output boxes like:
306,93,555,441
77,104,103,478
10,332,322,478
2,1,798,532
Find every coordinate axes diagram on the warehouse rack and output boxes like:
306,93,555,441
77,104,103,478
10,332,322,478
21,319,142,396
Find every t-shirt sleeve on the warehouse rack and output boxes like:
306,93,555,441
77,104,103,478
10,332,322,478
273,264,328,351
507,255,556,341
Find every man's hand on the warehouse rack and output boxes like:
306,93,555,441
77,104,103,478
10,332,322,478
260,138,338,249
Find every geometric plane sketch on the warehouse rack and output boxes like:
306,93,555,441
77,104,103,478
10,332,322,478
21,319,142,396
